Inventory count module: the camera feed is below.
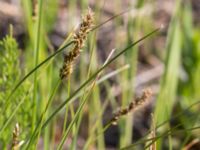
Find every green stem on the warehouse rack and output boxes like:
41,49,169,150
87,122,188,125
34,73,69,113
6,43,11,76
62,76,71,134
32,0,43,133
25,79,61,150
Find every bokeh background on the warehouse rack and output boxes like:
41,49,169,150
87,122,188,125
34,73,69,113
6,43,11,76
0,0,200,149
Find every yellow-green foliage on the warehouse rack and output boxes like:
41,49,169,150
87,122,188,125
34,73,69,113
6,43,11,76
0,30,31,148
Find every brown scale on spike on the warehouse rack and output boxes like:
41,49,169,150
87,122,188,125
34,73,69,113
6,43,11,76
60,8,94,80
111,89,152,125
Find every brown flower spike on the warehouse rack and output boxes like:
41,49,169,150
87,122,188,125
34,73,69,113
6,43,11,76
111,89,152,125
60,8,94,80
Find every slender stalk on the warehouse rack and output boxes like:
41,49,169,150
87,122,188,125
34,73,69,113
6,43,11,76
62,76,71,134
57,36,115,150
44,60,53,150
25,79,61,150
32,0,43,133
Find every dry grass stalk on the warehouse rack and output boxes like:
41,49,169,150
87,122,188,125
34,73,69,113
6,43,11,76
32,0,38,20
111,88,152,125
149,114,156,150
12,123,20,150
60,8,94,80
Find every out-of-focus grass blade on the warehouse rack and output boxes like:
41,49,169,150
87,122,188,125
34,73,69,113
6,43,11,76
25,80,61,150
154,1,182,147
179,2,200,147
154,11,182,125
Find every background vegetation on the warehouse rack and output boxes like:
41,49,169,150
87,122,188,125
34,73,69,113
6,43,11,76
0,0,199,149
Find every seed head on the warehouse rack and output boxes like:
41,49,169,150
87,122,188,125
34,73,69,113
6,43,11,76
111,88,152,125
60,8,94,80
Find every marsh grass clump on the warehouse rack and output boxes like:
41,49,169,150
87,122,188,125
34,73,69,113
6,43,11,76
60,8,94,80
111,89,152,125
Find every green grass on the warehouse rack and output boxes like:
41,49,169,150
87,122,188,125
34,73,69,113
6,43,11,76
0,0,200,150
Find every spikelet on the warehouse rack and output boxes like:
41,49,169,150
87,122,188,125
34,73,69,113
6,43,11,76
12,123,24,150
111,89,152,125
60,8,94,80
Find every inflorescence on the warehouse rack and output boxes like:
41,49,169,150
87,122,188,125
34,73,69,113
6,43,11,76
111,89,152,125
60,8,94,80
